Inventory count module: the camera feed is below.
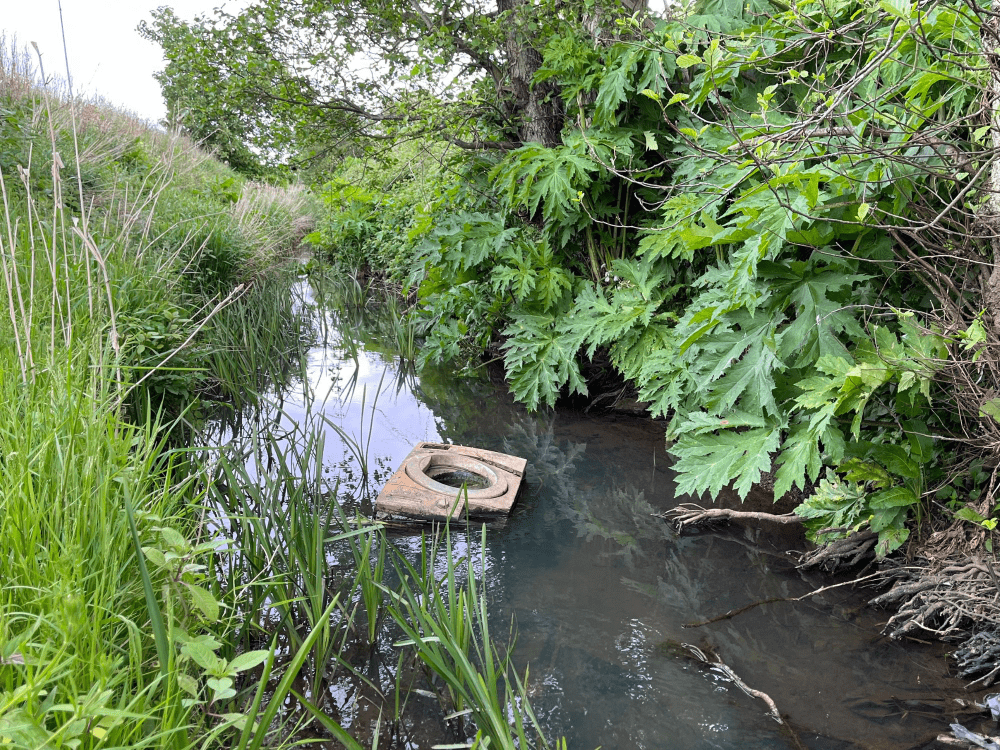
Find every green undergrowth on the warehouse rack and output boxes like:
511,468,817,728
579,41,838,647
313,0,1000,561
0,39,559,749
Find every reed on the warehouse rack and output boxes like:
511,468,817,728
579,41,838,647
386,524,556,750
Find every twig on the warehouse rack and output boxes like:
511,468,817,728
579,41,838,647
684,571,886,628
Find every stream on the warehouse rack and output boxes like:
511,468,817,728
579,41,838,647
210,274,973,749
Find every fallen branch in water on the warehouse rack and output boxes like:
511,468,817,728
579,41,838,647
682,644,785,724
663,503,802,532
684,571,887,628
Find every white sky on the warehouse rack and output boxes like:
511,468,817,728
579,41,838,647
1,1,240,124
2,0,671,126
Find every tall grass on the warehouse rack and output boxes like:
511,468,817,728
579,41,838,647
0,35,557,750
208,418,560,749
0,38,322,749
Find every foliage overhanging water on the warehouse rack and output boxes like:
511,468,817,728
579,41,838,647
207,273,972,750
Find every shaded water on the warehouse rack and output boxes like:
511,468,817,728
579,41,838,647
214,276,972,749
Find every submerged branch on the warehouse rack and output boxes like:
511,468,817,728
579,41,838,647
682,644,784,725
683,571,887,628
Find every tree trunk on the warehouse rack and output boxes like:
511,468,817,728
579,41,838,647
497,0,563,147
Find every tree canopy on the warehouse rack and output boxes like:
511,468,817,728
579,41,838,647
140,0,649,173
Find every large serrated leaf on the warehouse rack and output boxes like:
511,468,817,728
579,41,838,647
773,422,822,499
501,312,589,410
670,425,781,499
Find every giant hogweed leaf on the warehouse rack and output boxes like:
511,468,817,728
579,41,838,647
670,425,782,499
491,144,598,243
594,45,640,127
608,320,676,380
772,413,832,499
571,260,674,357
672,409,769,435
635,341,692,419
704,336,783,416
501,311,589,410
695,311,784,417
637,195,723,262
764,263,869,367
794,470,869,541
414,211,514,278
492,239,573,311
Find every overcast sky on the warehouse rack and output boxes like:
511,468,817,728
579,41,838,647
1,1,238,124
2,1,670,126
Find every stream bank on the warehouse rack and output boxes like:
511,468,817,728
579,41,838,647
208,270,991,749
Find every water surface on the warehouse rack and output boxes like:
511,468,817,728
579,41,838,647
214,277,970,749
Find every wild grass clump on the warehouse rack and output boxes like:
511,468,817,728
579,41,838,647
0,33,557,750
206,408,560,749
0,36,326,749
232,182,317,263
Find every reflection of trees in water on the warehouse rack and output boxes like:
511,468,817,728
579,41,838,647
560,485,668,570
501,414,671,572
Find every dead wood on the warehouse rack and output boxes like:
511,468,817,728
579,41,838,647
664,503,802,532
681,644,784,724
798,530,878,572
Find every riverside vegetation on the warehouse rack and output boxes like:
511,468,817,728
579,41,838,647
0,40,558,749
142,0,1000,689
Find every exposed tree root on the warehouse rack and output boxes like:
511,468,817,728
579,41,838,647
798,530,878,573
870,557,1000,642
664,503,802,532
955,632,1000,687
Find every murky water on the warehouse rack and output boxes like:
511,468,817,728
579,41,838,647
213,277,974,749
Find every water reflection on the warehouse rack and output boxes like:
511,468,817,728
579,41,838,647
208,275,966,750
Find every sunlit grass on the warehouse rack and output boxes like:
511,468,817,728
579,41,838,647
0,34,558,750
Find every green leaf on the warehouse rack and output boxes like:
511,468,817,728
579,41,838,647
981,398,1000,422
176,673,200,698
955,506,987,524
676,53,703,68
876,526,910,558
207,676,236,702
670,425,781,499
142,546,167,569
701,313,783,417
880,0,912,19
867,486,918,509
773,421,823,499
186,583,220,623
228,650,271,674
184,640,222,672
501,311,589,410
159,526,187,549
